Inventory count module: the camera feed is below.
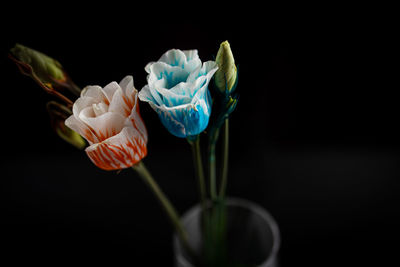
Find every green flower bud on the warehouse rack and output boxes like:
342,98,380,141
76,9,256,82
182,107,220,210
47,101,86,149
215,40,237,93
10,43,66,84
56,125,86,150
10,44,82,105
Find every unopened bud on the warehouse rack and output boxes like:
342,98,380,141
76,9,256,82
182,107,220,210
47,101,86,149
10,44,82,106
10,43,66,84
215,41,237,93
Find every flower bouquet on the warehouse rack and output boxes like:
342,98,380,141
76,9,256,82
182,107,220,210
9,41,280,267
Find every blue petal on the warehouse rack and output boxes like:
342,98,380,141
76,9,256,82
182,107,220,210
183,102,211,136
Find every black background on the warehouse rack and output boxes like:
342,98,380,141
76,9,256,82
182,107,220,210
1,5,398,267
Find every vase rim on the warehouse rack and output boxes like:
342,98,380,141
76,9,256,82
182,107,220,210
174,196,281,267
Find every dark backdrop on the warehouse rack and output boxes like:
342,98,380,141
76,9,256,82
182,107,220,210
1,5,398,267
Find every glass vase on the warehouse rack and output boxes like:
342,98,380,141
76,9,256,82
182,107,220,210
173,197,281,267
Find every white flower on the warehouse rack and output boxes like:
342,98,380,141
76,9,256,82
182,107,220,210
65,76,148,170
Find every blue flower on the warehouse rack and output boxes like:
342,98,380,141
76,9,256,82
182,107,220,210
139,49,218,138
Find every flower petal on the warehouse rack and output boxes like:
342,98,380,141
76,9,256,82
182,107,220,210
183,99,210,136
108,87,131,117
85,126,147,170
183,50,198,61
148,100,210,138
148,102,186,138
171,76,207,99
145,62,154,74
138,85,156,103
72,96,98,120
65,115,99,144
187,61,218,83
119,75,134,96
92,102,108,117
79,112,126,142
129,95,148,143
155,86,192,107
81,85,107,103
182,50,202,73
101,81,120,104
148,62,189,89
158,49,187,67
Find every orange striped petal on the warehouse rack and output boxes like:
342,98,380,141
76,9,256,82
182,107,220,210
65,115,99,145
108,87,132,117
129,91,148,143
109,76,136,117
85,126,147,171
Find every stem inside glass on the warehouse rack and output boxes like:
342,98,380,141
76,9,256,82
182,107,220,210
174,198,280,267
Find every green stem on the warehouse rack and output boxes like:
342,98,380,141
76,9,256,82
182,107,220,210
219,119,229,198
132,162,193,257
208,128,220,201
188,136,207,212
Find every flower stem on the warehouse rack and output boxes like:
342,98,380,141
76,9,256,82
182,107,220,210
208,128,220,201
131,161,193,257
188,136,207,212
219,119,229,198
32,74,73,106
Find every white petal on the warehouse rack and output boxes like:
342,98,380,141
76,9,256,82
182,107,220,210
184,57,202,73
183,50,202,73
145,62,155,73
119,75,135,96
152,78,168,91
81,85,106,102
92,102,108,117
148,62,189,86
102,81,120,104
191,82,211,113
80,106,96,118
65,115,98,144
108,88,131,117
138,85,156,103
79,112,126,142
128,102,148,143
187,61,218,83
81,85,100,97
148,85,164,106
149,101,194,115
179,76,207,98
203,61,219,79
108,88,138,117
73,96,98,119
158,49,187,67
183,50,198,61
156,83,192,106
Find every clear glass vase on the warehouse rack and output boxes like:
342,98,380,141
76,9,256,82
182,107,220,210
173,197,281,267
